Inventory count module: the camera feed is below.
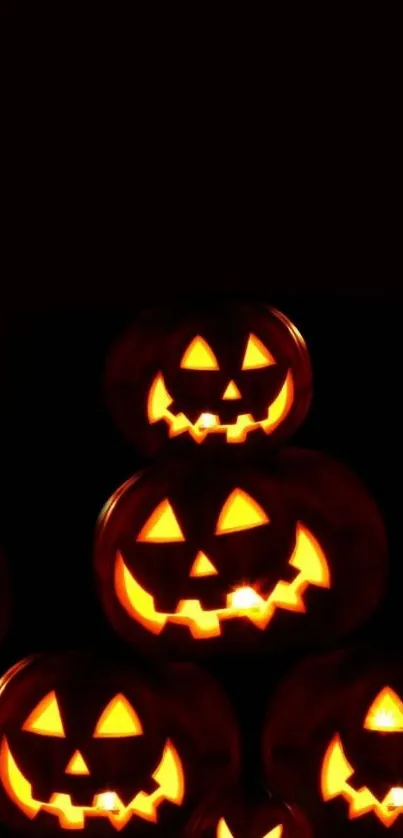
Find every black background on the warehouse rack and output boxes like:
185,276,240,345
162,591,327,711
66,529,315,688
1,292,402,797
0,6,402,826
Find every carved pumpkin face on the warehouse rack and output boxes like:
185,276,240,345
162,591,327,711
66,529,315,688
105,304,312,456
95,451,387,656
0,652,240,835
263,651,403,837
322,686,403,828
184,791,312,838
93,454,371,658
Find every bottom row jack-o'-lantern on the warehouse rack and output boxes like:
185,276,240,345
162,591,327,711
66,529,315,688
94,450,386,657
0,650,239,836
184,789,312,837
263,648,403,836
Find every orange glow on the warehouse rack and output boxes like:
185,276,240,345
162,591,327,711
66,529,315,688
137,499,185,543
222,380,241,400
65,751,90,776
180,336,219,370
364,687,403,732
189,552,218,577
217,820,233,838
0,736,184,829
217,820,283,838
231,587,263,609
199,413,219,429
265,828,283,838
114,522,330,639
242,333,275,369
97,792,120,813
23,692,65,738
147,368,294,444
321,734,403,826
94,694,143,737
216,488,270,534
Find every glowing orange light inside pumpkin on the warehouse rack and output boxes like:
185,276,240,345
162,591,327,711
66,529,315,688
0,736,184,829
180,336,219,370
222,380,242,400
115,522,330,639
199,413,219,429
23,691,65,738
364,687,403,732
242,333,275,369
216,488,270,534
137,499,185,543
94,694,143,737
231,587,262,609
217,819,283,838
190,552,218,578
321,734,403,826
97,792,120,813
65,751,90,776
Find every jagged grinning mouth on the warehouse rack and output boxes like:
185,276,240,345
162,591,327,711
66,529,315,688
114,523,331,639
321,734,403,827
0,737,184,830
147,371,294,442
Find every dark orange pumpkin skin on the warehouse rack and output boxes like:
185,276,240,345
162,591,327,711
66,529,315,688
0,548,11,643
183,789,312,837
0,650,240,836
263,649,403,837
94,448,387,659
104,303,312,459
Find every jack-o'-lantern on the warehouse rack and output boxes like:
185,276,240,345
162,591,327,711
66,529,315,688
94,449,387,657
263,649,403,836
184,789,312,837
0,548,11,643
0,651,240,835
104,303,312,457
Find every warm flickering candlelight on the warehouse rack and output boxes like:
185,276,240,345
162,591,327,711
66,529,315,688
97,791,120,813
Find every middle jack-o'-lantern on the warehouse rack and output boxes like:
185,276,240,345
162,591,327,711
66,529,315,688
183,789,312,837
94,448,387,657
0,650,239,835
263,648,403,837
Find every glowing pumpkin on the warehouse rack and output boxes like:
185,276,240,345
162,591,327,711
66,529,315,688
184,789,312,837
0,651,239,835
0,548,11,643
263,649,403,836
94,449,386,656
104,303,312,457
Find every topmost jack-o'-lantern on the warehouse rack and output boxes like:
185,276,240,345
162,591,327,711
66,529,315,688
105,304,312,458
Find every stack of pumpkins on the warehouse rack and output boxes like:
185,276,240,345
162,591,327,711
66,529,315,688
0,303,394,837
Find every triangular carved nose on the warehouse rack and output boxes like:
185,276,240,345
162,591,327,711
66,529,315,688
222,380,241,400
190,551,218,577
65,750,90,775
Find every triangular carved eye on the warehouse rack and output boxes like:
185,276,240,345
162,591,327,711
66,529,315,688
180,336,219,370
23,691,65,737
364,686,403,732
242,334,275,369
94,694,143,737
137,499,185,543
217,819,234,838
264,827,283,838
216,488,270,535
